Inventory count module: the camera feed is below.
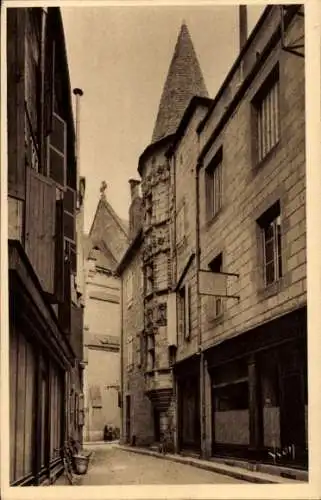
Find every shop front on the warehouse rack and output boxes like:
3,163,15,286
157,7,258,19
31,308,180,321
9,241,75,485
175,356,201,453
207,307,308,469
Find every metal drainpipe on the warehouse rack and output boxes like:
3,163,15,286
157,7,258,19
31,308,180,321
195,156,205,458
119,272,124,443
169,152,178,450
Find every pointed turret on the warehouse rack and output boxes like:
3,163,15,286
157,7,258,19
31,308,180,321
151,22,208,143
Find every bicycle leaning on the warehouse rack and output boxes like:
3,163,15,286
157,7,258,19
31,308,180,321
55,438,79,484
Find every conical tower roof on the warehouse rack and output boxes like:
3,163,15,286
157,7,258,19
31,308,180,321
151,23,209,143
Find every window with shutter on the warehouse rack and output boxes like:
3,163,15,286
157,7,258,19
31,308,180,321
47,112,66,189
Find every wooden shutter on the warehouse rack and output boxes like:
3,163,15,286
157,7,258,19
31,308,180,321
58,257,72,334
25,167,56,294
54,198,65,302
47,112,66,189
63,187,76,242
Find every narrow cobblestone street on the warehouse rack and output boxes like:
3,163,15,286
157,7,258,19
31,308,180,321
78,444,247,485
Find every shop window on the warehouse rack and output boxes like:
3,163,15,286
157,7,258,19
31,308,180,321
212,359,249,446
260,351,281,448
257,201,282,286
214,381,249,411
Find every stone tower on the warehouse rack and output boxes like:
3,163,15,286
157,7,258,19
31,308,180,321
139,23,208,442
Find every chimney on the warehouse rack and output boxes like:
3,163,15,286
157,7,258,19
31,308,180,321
239,6,248,52
129,179,141,201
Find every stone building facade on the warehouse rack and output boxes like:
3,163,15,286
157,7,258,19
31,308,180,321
170,5,306,467
117,181,155,446
120,5,307,470
82,186,129,441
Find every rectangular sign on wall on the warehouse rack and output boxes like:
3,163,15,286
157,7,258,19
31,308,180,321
199,271,228,297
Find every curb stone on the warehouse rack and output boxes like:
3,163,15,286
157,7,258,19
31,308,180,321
115,445,304,484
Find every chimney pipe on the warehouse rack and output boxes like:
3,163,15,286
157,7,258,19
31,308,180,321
73,87,84,207
239,5,248,52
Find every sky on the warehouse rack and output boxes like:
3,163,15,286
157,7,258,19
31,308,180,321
61,4,265,233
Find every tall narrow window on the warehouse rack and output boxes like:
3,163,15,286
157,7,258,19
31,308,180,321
205,148,223,221
255,67,280,162
258,202,282,286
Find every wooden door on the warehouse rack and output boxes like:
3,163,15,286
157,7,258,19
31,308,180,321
280,372,305,449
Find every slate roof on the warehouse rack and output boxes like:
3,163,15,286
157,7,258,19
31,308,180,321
87,196,129,270
151,23,209,143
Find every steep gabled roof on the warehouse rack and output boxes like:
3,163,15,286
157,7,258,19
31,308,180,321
151,22,208,143
88,196,129,269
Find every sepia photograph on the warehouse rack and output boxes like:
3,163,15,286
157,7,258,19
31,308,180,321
3,0,317,496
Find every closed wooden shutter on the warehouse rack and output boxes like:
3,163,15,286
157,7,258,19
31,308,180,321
54,198,64,302
25,167,56,294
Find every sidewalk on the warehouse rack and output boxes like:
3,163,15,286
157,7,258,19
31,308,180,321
115,444,307,484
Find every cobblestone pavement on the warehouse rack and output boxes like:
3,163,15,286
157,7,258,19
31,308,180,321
78,444,247,485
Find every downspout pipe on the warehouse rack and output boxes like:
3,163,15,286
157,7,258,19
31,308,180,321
196,157,206,457
119,273,124,443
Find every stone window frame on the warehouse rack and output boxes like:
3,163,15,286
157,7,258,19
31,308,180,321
257,201,283,288
252,189,289,300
